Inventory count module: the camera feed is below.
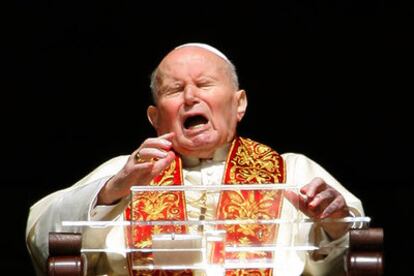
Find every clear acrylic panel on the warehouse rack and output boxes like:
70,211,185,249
62,184,370,273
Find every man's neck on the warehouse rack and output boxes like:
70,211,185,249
181,143,231,167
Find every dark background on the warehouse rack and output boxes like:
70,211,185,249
4,0,413,274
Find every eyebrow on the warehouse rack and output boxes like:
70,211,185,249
196,74,216,80
158,80,183,93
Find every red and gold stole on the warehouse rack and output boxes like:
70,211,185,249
124,137,285,276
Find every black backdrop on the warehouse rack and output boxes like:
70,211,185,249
5,0,413,274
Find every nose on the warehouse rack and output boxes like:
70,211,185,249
183,84,198,106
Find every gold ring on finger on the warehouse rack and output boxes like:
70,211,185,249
134,151,145,163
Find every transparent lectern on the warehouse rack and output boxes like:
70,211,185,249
48,184,383,275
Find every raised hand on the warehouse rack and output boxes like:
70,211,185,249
97,132,176,205
285,177,351,240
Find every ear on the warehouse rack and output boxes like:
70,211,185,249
147,105,159,129
235,90,248,122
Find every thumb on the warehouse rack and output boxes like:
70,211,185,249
284,190,307,213
285,190,299,208
151,151,176,176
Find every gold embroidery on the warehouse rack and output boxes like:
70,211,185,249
226,269,270,276
151,159,176,185
134,270,193,276
218,137,285,275
132,192,180,220
128,137,285,276
228,138,283,184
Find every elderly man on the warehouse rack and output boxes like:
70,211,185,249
26,43,363,276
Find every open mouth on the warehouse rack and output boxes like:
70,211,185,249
183,115,209,130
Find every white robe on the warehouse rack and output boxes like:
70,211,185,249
26,152,364,276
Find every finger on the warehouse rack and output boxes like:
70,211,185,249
133,161,154,171
140,137,173,151
284,190,307,213
307,189,335,211
130,162,156,186
284,190,299,206
109,161,154,192
138,147,168,160
300,177,326,198
151,151,176,176
320,197,349,219
158,132,175,140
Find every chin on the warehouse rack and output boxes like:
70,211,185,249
177,134,221,157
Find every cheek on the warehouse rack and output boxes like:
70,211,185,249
157,103,180,129
213,100,238,126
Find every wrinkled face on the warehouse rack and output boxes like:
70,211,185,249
147,47,247,158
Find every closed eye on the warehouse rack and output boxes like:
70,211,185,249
161,84,183,96
197,82,213,90
166,87,182,95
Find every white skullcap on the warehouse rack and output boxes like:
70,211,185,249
175,43,230,63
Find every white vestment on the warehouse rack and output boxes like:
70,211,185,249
26,150,363,276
